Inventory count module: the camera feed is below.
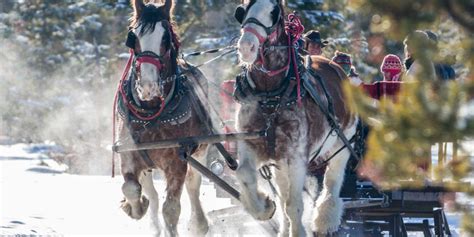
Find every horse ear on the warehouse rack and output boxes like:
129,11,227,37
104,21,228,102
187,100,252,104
131,0,145,20
234,5,246,24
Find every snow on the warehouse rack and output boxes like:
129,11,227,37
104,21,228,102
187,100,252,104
0,143,276,236
0,142,470,236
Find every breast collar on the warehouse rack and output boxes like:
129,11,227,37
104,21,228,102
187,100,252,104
234,56,306,109
118,66,192,127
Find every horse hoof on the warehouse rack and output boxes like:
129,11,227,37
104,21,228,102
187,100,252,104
188,218,209,236
313,194,343,234
121,196,149,220
120,198,132,216
256,196,276,221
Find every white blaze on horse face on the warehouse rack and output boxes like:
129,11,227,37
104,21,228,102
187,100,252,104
238,0,276,64
135,24,166,101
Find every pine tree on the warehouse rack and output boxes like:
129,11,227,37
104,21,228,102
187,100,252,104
344,1,474,234
287,0,374,79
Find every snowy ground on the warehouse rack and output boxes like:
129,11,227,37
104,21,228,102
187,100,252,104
0,142,470,236
0,143,279,236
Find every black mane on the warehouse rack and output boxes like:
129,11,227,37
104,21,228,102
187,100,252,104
137,4,169,35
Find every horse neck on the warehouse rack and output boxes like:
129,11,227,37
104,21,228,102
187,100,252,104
249,23,290,91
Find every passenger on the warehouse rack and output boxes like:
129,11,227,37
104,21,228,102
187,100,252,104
403,30,437,80
331,51,363,85
380,54,403,81
302,30,328,56
424,30,456,80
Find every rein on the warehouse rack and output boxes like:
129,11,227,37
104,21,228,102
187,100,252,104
285,13,305,107
112,49,134,177
119,50,166,121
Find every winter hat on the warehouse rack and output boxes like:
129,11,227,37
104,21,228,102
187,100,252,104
332,51,352,75
303,30,329,48
332,51,352,65
381,54,402,73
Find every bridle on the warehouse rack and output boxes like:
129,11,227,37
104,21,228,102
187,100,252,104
240,6,291,77
242,16,280,44
132,49,171,97
118,20,180,121
236,4,305,107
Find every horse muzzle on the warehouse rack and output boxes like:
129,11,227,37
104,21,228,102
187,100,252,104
238,34,259,64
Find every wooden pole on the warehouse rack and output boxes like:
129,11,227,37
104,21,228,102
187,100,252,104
112,131,264,153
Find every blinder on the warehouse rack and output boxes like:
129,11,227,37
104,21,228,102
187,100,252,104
126,31,137,49
234,5,246,24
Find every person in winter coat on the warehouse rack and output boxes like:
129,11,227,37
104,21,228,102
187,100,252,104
380,54,403,81
403,30,437,80
302,30,328,56
424,30,456,80
331,51,363,85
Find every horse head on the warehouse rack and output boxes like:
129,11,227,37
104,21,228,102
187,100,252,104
127,0,179,101
234,0,284,64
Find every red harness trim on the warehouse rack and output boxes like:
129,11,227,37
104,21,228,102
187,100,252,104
285,13,305,107
243,26,267,44
136,55,164,71
243,25,290,78
243,26,279,45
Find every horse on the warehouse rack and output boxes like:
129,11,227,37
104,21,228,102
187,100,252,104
115,0,210,236
233,0,358,236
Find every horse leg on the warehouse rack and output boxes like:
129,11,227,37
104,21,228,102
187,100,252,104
312,142,350,235
121,173,150,220
304,175,320,205
235,142,276,220
121,165,149,220
140,170,161,236
184,146,209,235
277,155,307,237
273,160,290,236
162,168,186,237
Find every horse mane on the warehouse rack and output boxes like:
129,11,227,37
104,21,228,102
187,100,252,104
129,2,180,51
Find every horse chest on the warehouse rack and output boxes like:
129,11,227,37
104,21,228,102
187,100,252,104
238,103,309,159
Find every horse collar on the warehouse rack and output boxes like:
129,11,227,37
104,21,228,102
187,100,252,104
118,69,191,127
234,66,305,109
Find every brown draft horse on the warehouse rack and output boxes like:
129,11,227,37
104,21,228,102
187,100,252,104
233,0,358,236
116,0,209,236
